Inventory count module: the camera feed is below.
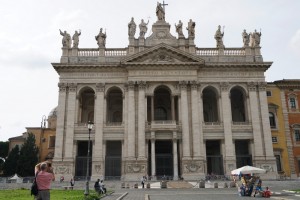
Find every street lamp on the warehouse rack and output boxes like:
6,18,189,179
84,121,93,196
40,115,47,162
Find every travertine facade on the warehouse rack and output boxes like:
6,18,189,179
52,4,277,181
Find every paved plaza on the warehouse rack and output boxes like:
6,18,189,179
1,179,300,199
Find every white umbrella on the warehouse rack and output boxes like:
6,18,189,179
231,165,266,175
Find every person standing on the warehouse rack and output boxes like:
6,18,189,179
70,177,75,187
35,162,55,200
141,176,145,189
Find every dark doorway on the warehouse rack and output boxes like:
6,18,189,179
235,140,252,168
206,140,224,175
105,141,121,179
155,140,173,177
75,141,93,178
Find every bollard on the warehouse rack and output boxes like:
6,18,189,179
199,180,205,188
223,182,228,188
126,183,130,188
161,181,167,188
134,183,138,188
146,183,150,188
230,181,236,188
121,182,125,188
214,182,218,188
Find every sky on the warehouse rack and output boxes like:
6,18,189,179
0,0,300,142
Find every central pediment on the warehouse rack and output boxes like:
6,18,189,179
122,43,204,65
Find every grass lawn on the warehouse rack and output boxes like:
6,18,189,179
0,189,104,200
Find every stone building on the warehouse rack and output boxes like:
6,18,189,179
274,79,300,177
8,108,57,162
52,4,277,181
266,83,296,178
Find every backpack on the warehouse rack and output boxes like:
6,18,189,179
31,172,39,196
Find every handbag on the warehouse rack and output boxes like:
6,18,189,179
31,172,39,196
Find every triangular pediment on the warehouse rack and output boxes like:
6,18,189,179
122,43,204,65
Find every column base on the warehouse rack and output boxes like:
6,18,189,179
122,159,148,181
181,159,205,181
52,160,74,181
91,160,104,181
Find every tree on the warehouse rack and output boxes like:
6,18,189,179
0,141,9,158
17,133,39,177
3,145,19,176
0,141,9,174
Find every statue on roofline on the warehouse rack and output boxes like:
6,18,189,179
214,25,224,48
156,2,165,21
95,28,106,48
59,29,71,48
128,17,136,38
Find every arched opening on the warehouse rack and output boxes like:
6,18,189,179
230,87,246,122
78,88,95,123
202,87,219,122
106,88,123,123
154,87,171,121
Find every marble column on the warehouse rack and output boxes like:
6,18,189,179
127,81,135,159
220,82,235,172
258,82,275,158
151,132,156,178
191,81,201,158
173,132,179,180
54,83,67,160
248,82,264,157
179,81,190,158
138,81,146,159
123,88,128,158
92,83,105,177
151,95,154,121
171,95,175,121
64,83,77,161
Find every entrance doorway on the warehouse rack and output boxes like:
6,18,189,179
75,141,92,178
235,140,252,168
105,141,121,179
155,140,173,178
206,140,224,175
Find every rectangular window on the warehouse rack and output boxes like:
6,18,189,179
49,136,56,148
272,137,278,143
290,98,296,108
266,91,272,97
295,130,300,142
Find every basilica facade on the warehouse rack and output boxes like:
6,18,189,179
52,5,277,181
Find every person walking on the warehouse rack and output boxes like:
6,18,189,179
35,162,55,200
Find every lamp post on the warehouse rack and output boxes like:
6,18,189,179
40,115,47,162
84,121,93,196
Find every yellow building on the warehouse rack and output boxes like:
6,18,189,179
267,83,295,177
8,107,57,163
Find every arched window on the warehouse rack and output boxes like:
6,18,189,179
79,88,95,123
202,87,219,122
154,87,171,121
269,112,276,128
106,88,123,123
230,87,246,122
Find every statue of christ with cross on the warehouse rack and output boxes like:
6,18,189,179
156,1,168,21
